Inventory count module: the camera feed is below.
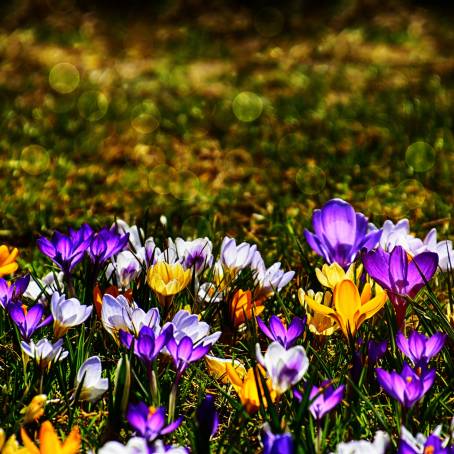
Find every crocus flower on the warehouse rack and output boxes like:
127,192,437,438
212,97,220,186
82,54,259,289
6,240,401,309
37,224,93,274
113,219,144,253
367,339,387,365
196,394,219,441
120,325,173,368
229,289,264,327
88,226,129,266
262,423,294,454
304,280,387,339
220,236,257,274
298,289,338,336
0,275,30,308
21,421,80,454
171,237,213,274
50,292,93,338
226,365,277,414
363,245,438,327
375,362,435,408
147,262,191,307
398,426,453,454
0,244,19,277
21,338,68,369
74,356,109,402
167,335,214,375
315,262,363,290
309,380,345,421
127,402,182,442
197,282,223,304
396,331,446,367
257,315,305,348
256,341,309,394
106,250,143,289
21,395,47,424
24,271,64,303
205,355,247,384
8,303,52,340
98,437,150,454
418,228,454,273
304,198,381,269
250,251,294,300
332,431,390,454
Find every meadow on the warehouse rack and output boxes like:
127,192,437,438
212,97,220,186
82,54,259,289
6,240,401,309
0,1,453,452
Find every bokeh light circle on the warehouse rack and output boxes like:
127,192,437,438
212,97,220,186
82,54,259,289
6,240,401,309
405,142,435,172
78,90,109,121
148,165,177,195
20,145,50,176
169,170,200,201
131,101,161,134
295,165,326,195
232,92,263,122
49,63,80,94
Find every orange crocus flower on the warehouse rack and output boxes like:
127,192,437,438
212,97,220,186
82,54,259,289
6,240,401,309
0,245,19,277
229,289,264,327
21,421,80,454
93,284,132,318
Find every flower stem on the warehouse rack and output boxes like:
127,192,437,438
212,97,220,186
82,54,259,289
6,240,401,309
168,371,182,423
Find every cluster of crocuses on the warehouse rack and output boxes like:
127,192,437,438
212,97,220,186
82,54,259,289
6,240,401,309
0,197,452,452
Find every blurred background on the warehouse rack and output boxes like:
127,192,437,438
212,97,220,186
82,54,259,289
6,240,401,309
1,0,453,261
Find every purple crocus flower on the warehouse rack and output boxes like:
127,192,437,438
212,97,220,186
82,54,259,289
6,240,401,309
262,423,294,454
398,426,453,454
127,401,182,442
167,335,213,375
396,331,446,367
0,275,30,308
196,394,219,440
120,325,173,367
256,315,305,348
88,227,129,266
376,362,435,408
368,339,388,365
37,224,93,274
309,380,345,421
304,198,382,269
8,303,52,340
363,245,438,327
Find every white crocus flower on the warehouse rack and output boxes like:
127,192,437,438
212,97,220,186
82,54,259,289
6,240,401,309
21,338,68,369
75,356,108,403
256,341,308,394
24,271,64,303
51,292,93,338
331,431,390,454
220,236,257,273
106,250,143,289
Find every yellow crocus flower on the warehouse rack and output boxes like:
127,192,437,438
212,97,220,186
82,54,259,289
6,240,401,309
21,421,80,454
304,279,387,339
0,429,29,454
205,355,247,384
225,365,277,414
298,288,338,336
229,289,264,327
21,395,47,424
315,262,363,289
0,245,19,277
147,262,191,306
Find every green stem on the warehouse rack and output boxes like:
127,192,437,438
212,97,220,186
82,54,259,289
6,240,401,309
168,372,182,422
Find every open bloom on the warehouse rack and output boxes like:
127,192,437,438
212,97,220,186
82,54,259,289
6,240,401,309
147,262,191,306
256,315,305,348
256,341,309,394
226,365,277,414
398,426,453,454
230,289,264,327
309,380,345,421
24,272,64,303
51,292,92,338
205,355,247,384
21,338,68,369
88,227,129,266
113,219,144,252
363,245,438,327
0,244,19,277
21,421,80,454
332,431,390,454
262,423,294,454
98,437,150,454
170,237,213,274
250,251,294,300
298,289,338,336
37,224,93,274
418,228,454,273
304,280,387,338
0,275,30,308
220,236,257,274
315,262,362,290
106,250,143,289
75,356,108,402
8,303,52,340
304,198,381,269
376,362,435,408
396,330,446,367
127,402,182,442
